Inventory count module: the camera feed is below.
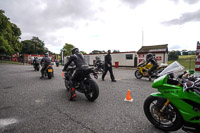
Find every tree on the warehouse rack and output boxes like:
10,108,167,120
90,50,106,54
80,51,87,55
175,50,181,55
168,51,179,60
62,43,75,56
0,10,22,55
113,50,120,53
21,37,49,54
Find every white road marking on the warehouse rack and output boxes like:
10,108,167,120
0,118,18,128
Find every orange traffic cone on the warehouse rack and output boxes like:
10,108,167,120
124,89,133,102
62,72,64,77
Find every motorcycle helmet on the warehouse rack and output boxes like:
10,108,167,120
45,53,49,57
72,48,79,54
95,56,100,60
146,53,153,61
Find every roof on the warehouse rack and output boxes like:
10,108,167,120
137,44,168,54
84,51,136,55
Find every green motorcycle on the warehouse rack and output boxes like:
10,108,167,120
143,61,200,133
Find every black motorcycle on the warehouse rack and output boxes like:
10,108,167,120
33,63,40,71
94,60,104,74
56,60,59,67
63,67,99,101
43,65,54,79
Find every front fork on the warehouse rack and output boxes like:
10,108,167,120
160,99,170,112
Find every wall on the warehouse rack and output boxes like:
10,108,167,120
84,52,137,67
138,52,168,65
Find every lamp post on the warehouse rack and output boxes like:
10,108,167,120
61,49,67,66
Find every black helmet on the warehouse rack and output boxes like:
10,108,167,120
72,48,79,54
146,53,153,61
45,53,48,57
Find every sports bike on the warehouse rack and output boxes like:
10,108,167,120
143,61,200,132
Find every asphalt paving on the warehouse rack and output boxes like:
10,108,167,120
0,63,185,133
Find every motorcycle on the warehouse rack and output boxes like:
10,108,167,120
94,60,104,74
135,60,167,80
33,62,40,71
56,60,59,67
63,66,99,101
43,64,54,79
143,61,200,132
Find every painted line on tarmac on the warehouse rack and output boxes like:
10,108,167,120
0,118,19,128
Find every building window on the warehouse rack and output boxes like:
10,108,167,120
126,54,133,60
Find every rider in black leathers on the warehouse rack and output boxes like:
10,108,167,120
40,53,51,79
33,57,39,65
145,53,158,81
62,48,89,100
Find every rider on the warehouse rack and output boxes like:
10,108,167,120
62,48,89,100
40,53,51,79
95,56,104,70
33,57,39,66
145,53,158,81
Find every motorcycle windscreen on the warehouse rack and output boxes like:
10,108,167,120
158,61,184,76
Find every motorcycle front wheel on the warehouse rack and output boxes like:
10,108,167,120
143,95,183,131
84,79,99,102
135,70,143,79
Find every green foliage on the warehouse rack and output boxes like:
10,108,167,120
168,51,179,60
80,51,87,55
168,55,195,70
90,50,106,54
113,50,120,53
62,43,75,56
21,37,48,54
0,10,22,55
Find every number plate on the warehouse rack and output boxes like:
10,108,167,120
48,69,53,72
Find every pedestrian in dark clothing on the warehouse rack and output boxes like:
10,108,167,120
102,50,116,82
40,53,51,79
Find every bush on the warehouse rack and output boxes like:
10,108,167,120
168,51,179,60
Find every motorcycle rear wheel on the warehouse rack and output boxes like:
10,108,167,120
135,70,143,79
48,72,52,79
84,79,99,102
143,95,183,131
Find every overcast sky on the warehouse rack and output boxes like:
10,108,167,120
0,0,200,54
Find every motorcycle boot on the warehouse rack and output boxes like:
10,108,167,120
40,75,44,79
69,87,76,101
149,75,151,81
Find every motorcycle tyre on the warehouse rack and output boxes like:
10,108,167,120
65,79,70,92
48,72,52,79
84,79,99,102
135,70,143,79
143,95,183,131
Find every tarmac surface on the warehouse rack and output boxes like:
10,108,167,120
0,63,185,133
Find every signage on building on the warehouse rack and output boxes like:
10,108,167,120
156,56,162,61
138,54,144,63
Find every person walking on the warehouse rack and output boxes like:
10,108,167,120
102,50,116,82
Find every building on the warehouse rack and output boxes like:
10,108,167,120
23,54,54,64
137,44,168,65
84,51,137,67
63,44,168,67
